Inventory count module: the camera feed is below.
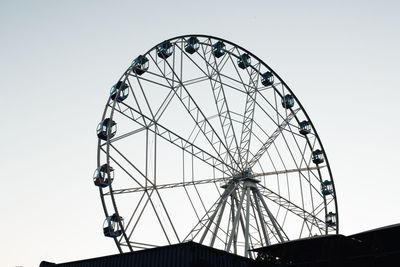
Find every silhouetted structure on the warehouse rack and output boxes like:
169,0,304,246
40,241,253,267
254,223,400,267
40,224,400,267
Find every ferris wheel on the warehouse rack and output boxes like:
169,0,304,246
93,35,338,258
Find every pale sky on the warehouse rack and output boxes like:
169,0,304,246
1,1,399,266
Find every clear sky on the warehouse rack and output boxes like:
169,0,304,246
1,0,399,266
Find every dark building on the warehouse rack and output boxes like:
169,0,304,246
41,224,400,267
254,223,400,267
40,241,254,267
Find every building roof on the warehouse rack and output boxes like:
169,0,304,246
40,241,254,267
40,223,400,267
253,223,400,266
349,223,400,253
252,234,366,262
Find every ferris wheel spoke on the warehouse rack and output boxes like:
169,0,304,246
125,187,180,245
238,83,257,169
279,111,312,170
120,191,147,242
100,146,146,188
125,190,154,241
226,186,246,252
257,184,327,232
107,177,227,195
208,74,248,94
127,73,178,122
106,166,326,196
273,87,281,126
238,185,281,245
308,201,328,235
254,189,287,243
174,42,209,77
230,83,298,147
244,187,252,256
227,112,267,150
250,84,301,133
269,143,290,202
111,101,233,175
278,130,311,217
153,88,175,122
232,192,261,248
253,166,325,178
230,109,301,147
297,135,313,170
150,189,181,243
174,42,246,101
279,129,325,206
221,51,261,170
199,182,237,245
228,194,238,253
128,71,174,89
147,52,240,174
109,125,147,143
124,241,158,250
197,42,243,171
246,190,279,245
252,190,270,246
183,186,202,221
197,42,259,92
249,194,265,247
218,71,258,92
247,108,300,169
178,75,210,86
125,189,155,241
302,199,329,235
132,76,209,124
124,79,149,127
201,184,232,245
103,144,184,241
129,70,158,120
183,188,231,242
142,190,173,244
230,189,258,258
232,48,263,170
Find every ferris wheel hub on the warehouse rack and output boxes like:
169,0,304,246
229,169,260,188
232,169,254,181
